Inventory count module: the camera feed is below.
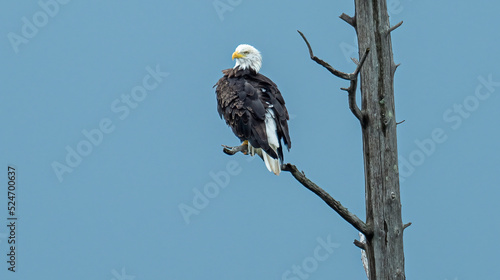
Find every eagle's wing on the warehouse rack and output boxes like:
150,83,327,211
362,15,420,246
252,72,291,152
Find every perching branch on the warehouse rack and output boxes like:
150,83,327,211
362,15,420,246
282,163,372,236
220,144,372,236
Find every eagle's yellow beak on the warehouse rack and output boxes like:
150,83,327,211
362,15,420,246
232,51,245,60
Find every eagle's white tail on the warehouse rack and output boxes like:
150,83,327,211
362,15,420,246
247,109,281,175
264,109,281,175
248,144,281,175
263,150,281,175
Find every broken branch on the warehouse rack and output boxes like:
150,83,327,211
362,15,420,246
339,13,356,28
354,239,367,250
353,48,370,77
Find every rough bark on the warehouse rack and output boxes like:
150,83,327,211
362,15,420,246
354,0,406,279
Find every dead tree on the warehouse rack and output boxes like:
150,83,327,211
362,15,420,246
223,1,408,278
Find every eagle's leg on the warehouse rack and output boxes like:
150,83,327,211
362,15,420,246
222,141,249,155
241,140,249,155
222,141,267,162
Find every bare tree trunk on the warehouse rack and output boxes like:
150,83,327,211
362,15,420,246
354,0,406,279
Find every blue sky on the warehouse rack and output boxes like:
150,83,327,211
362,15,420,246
1,0,499,279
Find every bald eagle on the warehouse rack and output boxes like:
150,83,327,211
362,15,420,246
214,44,291,175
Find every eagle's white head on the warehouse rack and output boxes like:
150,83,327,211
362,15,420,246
232,44,262,73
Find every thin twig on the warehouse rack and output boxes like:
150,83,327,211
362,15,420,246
282,163,372,236
297,30,351,80
396,120,405,125
392,62,401,76
403,222,412,230
298,30,370,125
388,20,403,34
